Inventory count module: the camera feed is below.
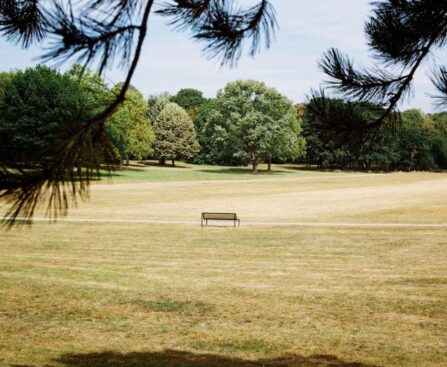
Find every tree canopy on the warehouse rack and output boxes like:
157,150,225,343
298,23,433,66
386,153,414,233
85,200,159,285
0,66,97,165
153,102,199,166
197,80,305,174
0,0,277,222
303,100,446,171
171,88,206,111
313,0,447,143
106,85,155,165
147,93,171,123
0,70,14,96
171,88,207,121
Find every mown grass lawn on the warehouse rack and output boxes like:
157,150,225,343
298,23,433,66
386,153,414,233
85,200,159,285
102,162,327,183
0,165,446,367
1,223,446,367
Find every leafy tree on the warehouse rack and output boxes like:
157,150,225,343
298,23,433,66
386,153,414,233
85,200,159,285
0,65,105,168
171,88,207,121
431,134,447,169
106,85,155,165
65,65,111,113
153,102,199,166
66,66,155,165
171,88,206,109
191,99,218,164
0,71,15,96
66,66,155,166
303,97,394,169
199,80,305,174
295,103,306,119
147,93,171,123
0,0,277,222
431,112,447,135
401,109,434,131
395,110,435,170
430,112,447,169
314,1,447,143
303,100,443,171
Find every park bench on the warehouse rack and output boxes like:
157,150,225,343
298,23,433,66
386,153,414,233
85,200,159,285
201,212,240,227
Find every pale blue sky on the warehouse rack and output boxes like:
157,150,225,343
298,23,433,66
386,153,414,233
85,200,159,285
0,0,444,111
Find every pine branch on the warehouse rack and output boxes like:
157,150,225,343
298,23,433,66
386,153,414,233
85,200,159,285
431,66,447,108
317,0,447,143
157,0,277,65
0,0,277,224
0,0,155,225
0,0,46,46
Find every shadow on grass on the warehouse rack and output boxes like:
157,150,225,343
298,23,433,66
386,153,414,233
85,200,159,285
13,349,381,367
198,167,285,175
138,161,189,169
282,165,394,174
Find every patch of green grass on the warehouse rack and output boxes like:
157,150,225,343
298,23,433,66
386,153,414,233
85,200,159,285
100,162,331,183
190,337,286,354
128,298,215,316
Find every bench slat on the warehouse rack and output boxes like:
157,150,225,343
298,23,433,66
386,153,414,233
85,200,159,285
202,212,237,220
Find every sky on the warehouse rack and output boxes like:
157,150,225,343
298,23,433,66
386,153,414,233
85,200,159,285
0,0,445,112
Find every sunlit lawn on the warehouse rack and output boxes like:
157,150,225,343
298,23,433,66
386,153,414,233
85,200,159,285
0,164,446,367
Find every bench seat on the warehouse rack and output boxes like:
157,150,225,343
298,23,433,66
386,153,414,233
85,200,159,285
201,212,240,227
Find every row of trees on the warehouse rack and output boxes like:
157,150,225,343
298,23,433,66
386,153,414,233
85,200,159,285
0,67,306,174
2,0,447,221
303,99,447,171
0,66,199,168
1,65,447,175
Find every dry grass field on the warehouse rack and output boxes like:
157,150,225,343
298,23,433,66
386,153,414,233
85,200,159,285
0,164,446,367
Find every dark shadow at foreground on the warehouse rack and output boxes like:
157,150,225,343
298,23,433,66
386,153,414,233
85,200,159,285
13,349,381,367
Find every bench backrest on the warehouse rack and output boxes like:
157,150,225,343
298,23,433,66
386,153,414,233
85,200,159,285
202,212,237,220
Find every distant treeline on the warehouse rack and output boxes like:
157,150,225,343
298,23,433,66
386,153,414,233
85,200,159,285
1,65,446,173
302,100,447,171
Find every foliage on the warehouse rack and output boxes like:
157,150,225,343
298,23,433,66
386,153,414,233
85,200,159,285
147,93,171,123
197,80,304,173
0,70,14,96
106,85,155,163
314,0,447,143
0,66,97,164
0,0,277,222
65,65,112,113
171,88,207,121
153,102,199,165
429,112,447,169
171,88,206,110
303,100,445,171
66,66,154,164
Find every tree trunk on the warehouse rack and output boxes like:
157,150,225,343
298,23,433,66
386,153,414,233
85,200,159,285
267,154,272,172
251,150,258,175
159,157,166,165
171,159,175,167
125,159,129,166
